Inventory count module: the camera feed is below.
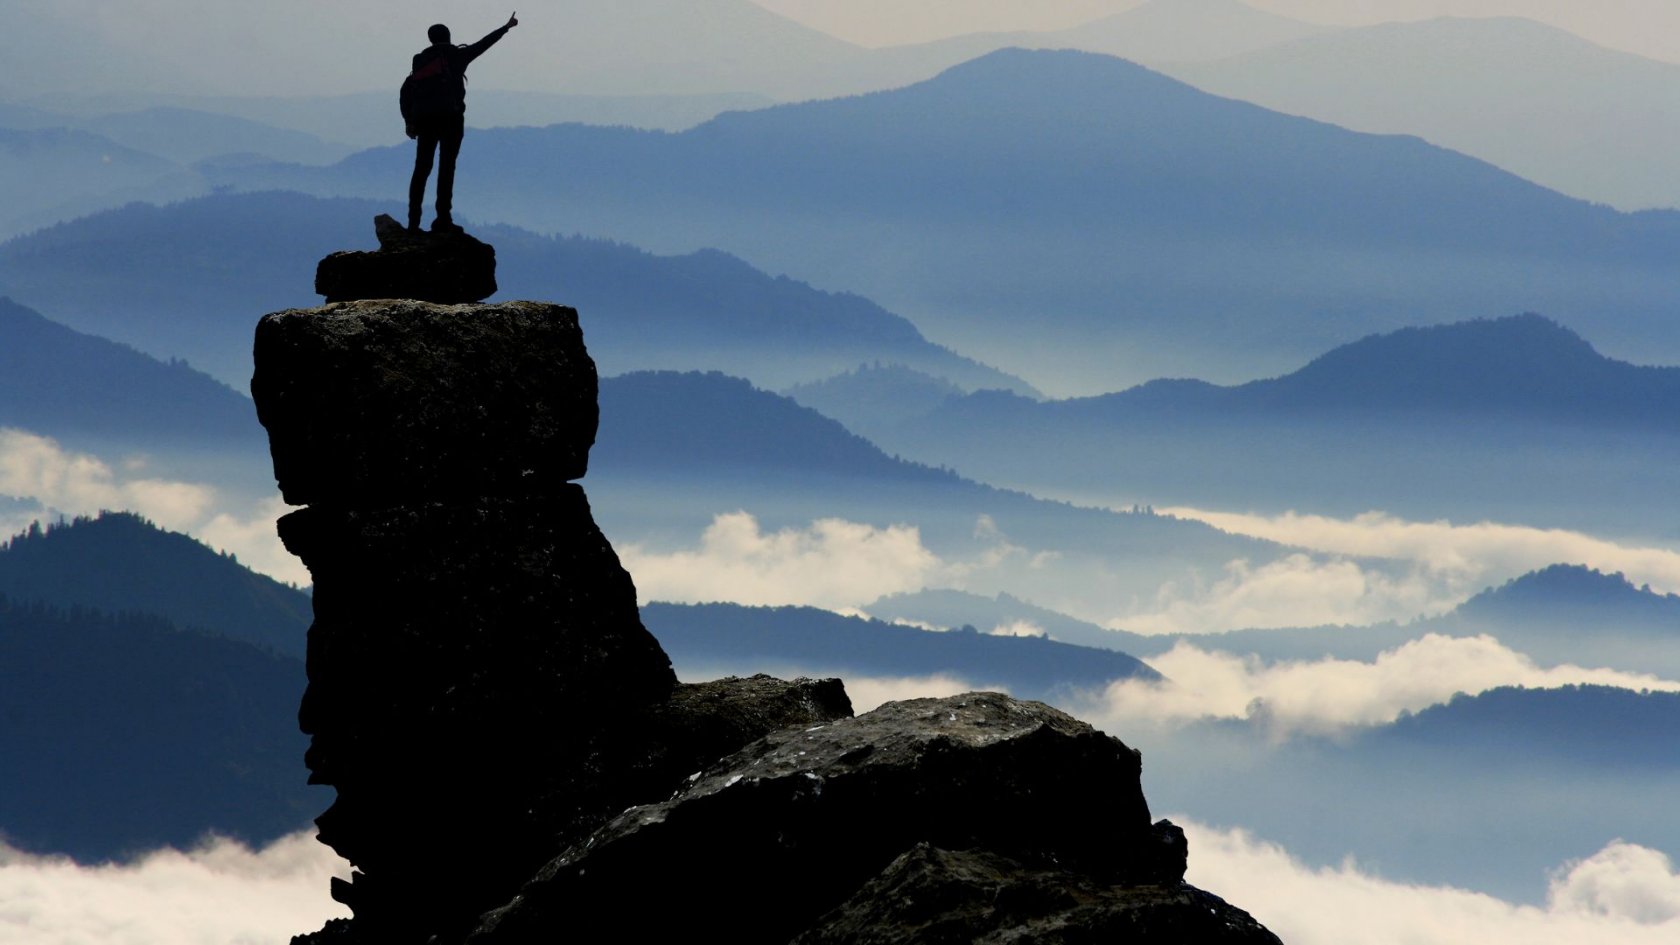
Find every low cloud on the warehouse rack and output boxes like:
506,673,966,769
1182,820,1680,945
1081,634,1680,737
0,429,215,531
1114,553,1453,635
1549,841,1680,924
988,620,1047,638
0,430,307,586
621,512,1078,613
1113,507,1680,634
0,830,348,945
842,673,992,714
1164,507,1680,597
620,512,944,610
193,496,307,585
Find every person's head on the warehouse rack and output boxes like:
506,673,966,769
428,24,451,45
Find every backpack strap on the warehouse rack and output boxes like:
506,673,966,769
410,54,450,81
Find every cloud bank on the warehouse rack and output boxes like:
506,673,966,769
619,512,943,610
1113,506,1680,633
1083,634,1680,737
840,673,990,713
1164,507,1680,596
0,429,215,530
0,429,306,586
1183,820,1680,945
0,831,347,945
1115,552,1454,635
612,507,1680,639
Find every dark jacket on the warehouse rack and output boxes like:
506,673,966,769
406,25,511,118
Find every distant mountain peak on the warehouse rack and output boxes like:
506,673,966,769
1255,313,1677,417
922,46,1188,97
1466,564,1673,609
1294,314,1603,378
1447,563,1680,644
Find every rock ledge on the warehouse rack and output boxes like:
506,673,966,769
314,214,496,304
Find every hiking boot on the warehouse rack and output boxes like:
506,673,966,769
431,215,463,234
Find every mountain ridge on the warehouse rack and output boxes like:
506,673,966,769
1170,15,1680,210
198,47,1680,391
642,600,1158,702
852,314,1680,533
1099,314,1680,424
0,191,1030,394
0,512,311,657
0,594,314,860
0,296,258,448
875,314,1680,439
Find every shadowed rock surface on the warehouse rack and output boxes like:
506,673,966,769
257,289,1280,944
471,693,1203,945
258,296,676,943
315,214,496,303
253,299,596,507
794,843,1280,945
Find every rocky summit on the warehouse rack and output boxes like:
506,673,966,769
255,252,1282,943
314,214,497,304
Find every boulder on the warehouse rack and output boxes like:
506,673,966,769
469,693,1182,945
252,299,597,507
315,215,496,304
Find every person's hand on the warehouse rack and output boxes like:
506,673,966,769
405,122,417,140
506,11,518,28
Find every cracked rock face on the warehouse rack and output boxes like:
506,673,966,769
470,693,1198,945
253,299,597,507
256,296,672,944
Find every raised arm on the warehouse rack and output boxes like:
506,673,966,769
461,12,518,65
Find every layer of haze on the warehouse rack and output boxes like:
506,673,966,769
693,639,1680,741
1164,508,1680,597
1088,635,1680,737
616,508,1680,634
754,0,1680,63
0,0,838,99
751,0,1139,45
10,0,1680,104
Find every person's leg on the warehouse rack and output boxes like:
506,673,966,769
408,129,441,231
434,116,465,229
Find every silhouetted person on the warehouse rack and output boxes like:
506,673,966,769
403,12,519,233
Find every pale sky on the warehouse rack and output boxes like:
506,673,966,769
752,0,1680,62
7,0,1680,104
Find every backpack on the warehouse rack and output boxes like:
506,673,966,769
400,47,467,126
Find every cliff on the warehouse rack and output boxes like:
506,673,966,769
254,221,1282,944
